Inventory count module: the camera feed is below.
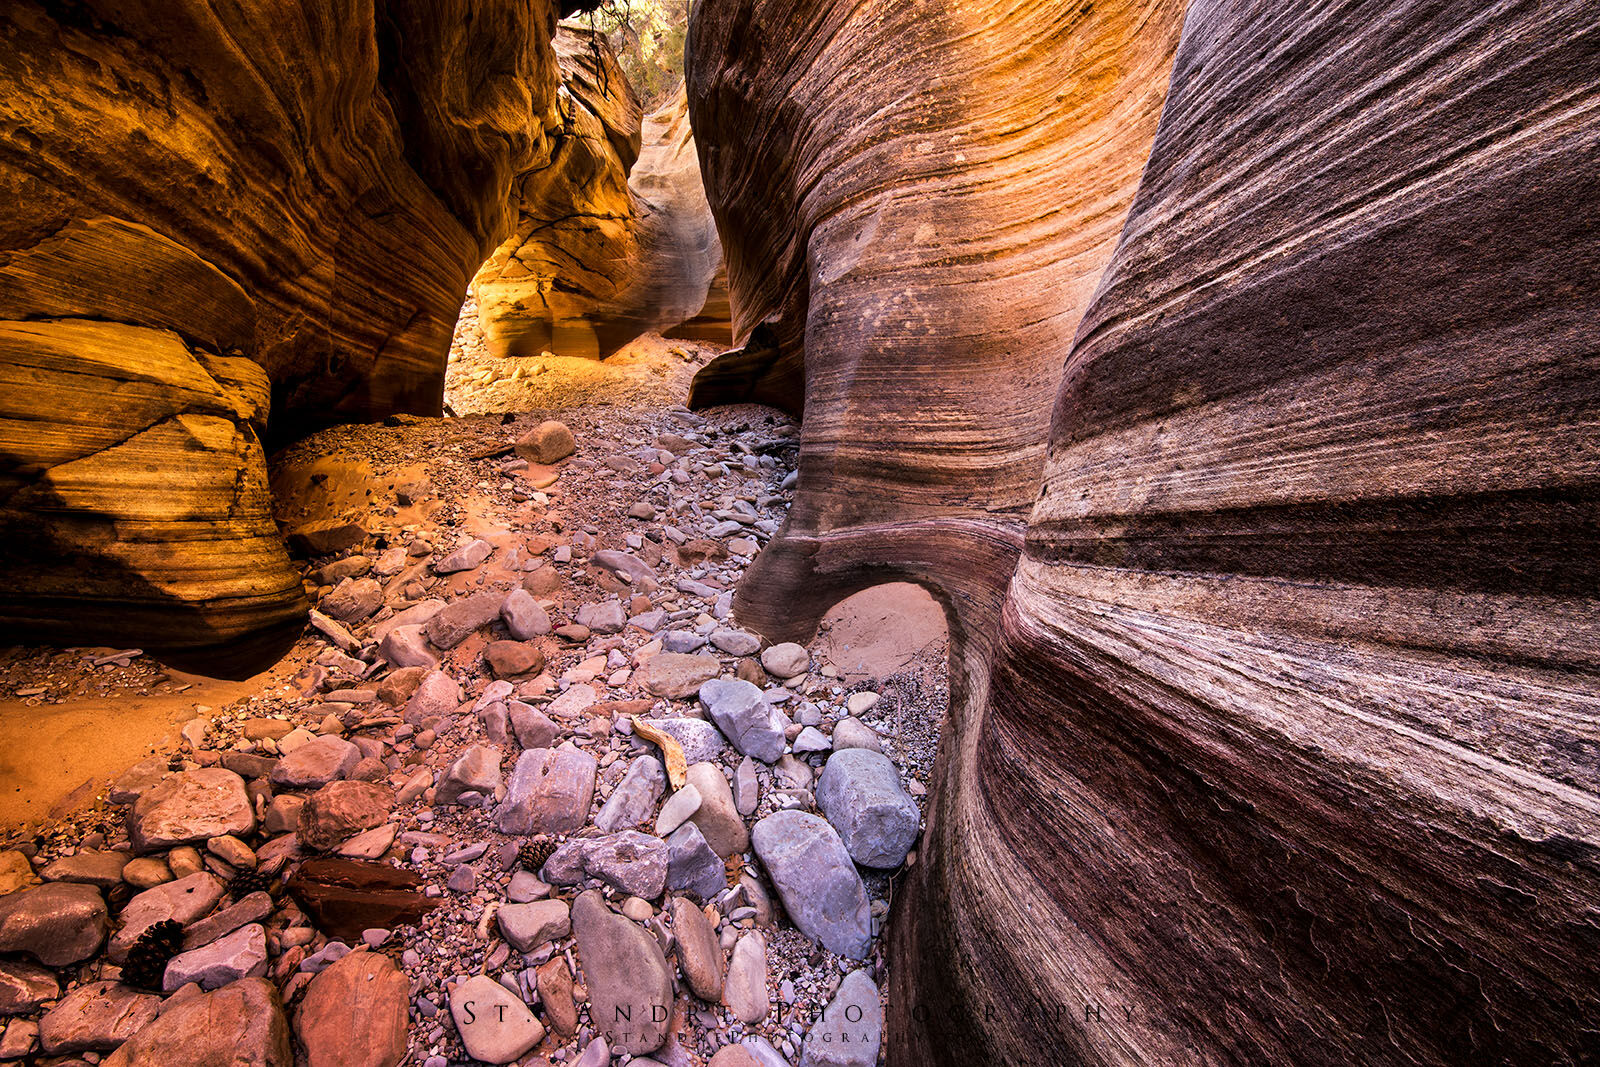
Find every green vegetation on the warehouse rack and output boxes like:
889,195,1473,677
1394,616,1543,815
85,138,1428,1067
585,0,690,109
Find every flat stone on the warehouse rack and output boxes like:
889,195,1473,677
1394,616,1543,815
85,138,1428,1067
109,873,225,961
338,823,399,862
486,640,545,678
571,890,672,1055
506,871,549,903
710,630,761,656
0,960,57,1015
432,538,492,574
544,831,668,899
723,931,769,1024
497,899,570,951
449,974,543,1064
595,756,666,832
830,717,882,753
129,768,253,851
181,891,272,950
514,420,576,465
101,976,290,1066
321,577,383,622
576,601,626,634
289,951,405,1067
654,783,701,836
536,957,578,1035
636,653,721,698
816,749,920,869
685,762,748,858
437,744,503,806
40,849,130,888
508,702,559,749
378,625,437,669
593,549,659,586
698,679,784,763
734,757,760,816
38,985,145,1062
270,734,359,789
665,822,726,902
298,781,394,852
109,756,168,804
798,969,881,1067
405,669,461,723
286,859,440,941
163,922,268,991
668,896,723,1001
497,745,597,835
426,592,503,648
645,718,728,763
750,811,871,958
0,882,108,966
661,630,706,653
500,588,551,639
546,683,598,719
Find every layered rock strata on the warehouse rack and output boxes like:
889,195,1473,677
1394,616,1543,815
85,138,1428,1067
686,0,1600,1064
0,0,564,668
474,36,729,361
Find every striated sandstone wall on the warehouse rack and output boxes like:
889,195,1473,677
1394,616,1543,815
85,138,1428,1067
687,0,1600,1064
474,35,729,361
0,0,563,670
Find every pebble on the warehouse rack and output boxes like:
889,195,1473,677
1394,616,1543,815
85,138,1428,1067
497,899,571,951
760,643,810,679
654,783,702,836
829,716,883,753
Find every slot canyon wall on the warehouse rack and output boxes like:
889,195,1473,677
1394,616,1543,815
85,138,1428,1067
473,29,730,361
0,0,565,670
686,1,1600,1065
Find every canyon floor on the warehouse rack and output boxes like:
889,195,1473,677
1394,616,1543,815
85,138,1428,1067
0,327,944,1066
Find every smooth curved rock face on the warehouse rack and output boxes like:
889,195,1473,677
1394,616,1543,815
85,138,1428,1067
688,0,1600,1065
475,34,728,360
0,0,563,670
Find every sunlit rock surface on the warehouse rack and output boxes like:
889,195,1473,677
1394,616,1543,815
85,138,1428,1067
474,33,729,361
687,0,1600,1064
0,0,563,669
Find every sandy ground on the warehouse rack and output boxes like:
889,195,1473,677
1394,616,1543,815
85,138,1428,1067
0,658,295,831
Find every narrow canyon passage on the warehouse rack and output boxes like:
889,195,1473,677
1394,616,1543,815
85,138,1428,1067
1,0,1597,1065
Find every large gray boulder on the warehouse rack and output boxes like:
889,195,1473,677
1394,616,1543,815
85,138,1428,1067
815,748,919,868
750,811,871,958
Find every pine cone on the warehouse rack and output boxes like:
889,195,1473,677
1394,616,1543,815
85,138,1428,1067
519,836,557,873
122,919,184,990
227,868,272,900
